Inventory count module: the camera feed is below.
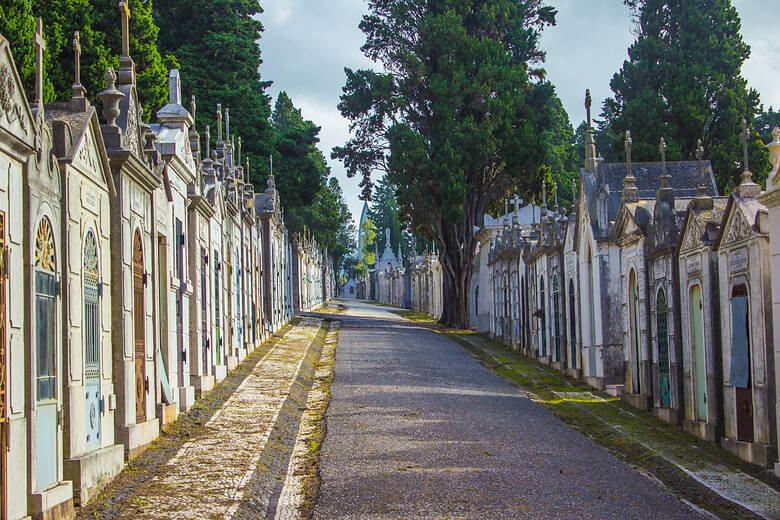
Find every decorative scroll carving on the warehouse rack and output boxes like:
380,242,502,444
35,218,56,272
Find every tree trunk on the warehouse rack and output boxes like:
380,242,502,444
436,205,479,329
439,261,473,329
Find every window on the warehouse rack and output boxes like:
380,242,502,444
35,218,57,401
84,231,100,383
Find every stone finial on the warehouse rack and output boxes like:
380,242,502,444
237,136,242,166
692,139,713,210
34,18,46,108
225,108,230,140
246,158,250,183
191,95,196,122
766,127,780,190
217,104,223,143
585,89,592,129
622,130,639,203
735,119,761,198
168,69,181,105
584,90,597,172
659,137,670,187
117,1,135,85
572,179,577,203
98,67,124,126
205,125,210,157
553,182,559,212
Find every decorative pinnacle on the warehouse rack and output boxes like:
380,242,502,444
205,125,210,157
191,95,196,122
659,137,670,189
34,18,46,107
622,130,639,202
694,139,711,206
585,89,592,129
97,67,123,126
73,31,82,87
217,104,223,142
740,119,750,174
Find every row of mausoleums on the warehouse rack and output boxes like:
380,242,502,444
475,96,780,476
0,12,333,520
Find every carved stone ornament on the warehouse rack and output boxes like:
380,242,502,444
725,208,753,246
35,218,57,272
0,63,27,133
681,221,701,252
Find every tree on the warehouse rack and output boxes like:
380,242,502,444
604,0,768,191
335,0,557,328
354,219,376,279
756,106,780,145
1,0,172,116
542,93,578,209
153,0,274,183
369,176,408,258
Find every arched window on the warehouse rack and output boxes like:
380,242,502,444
35,218,57,401
628,269,641,394
730,284,753,442
656,288,670,408
553,275,561,362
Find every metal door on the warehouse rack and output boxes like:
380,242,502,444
132,233,146,423
34,218,57,490
628,270,641,394
0,212,6,519
690,285,707,421
656,289,671,408
83,231,101,449
201,249,208,374
214,250,221,363
569,279,576,369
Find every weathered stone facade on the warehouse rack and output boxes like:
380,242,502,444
0,12,334,519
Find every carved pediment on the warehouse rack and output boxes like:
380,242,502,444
74,123,101,174
0,40,34,147
680,218,701,252
723,206,753,246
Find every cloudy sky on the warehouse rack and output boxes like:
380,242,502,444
259,1,776,225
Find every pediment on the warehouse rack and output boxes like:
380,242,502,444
0,38,35,148
680,215,701,253
72,114,115,195
722,205,754,247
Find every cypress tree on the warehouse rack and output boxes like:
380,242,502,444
604,0,768,190
153,0,274,186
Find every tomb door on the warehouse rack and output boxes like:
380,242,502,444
628,270,641,394
569,279,576,369
656,289,671,408
214,250,221,363
553,275,561,363
201,249,208,375
132,233,146,423
690,285,707,421
730,284,753,442
83,231,101,450
34,218,58,490
539,278,546,357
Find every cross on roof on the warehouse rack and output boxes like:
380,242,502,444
35,18,46,106
119,1,130,56
696,139,704,176
73,31,82,86
205,125,210,157
191,95,196,122
217,104,223,142
625,130,633,174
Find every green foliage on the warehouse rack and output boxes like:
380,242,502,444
542,94,578,209
0,0,171,118
369,176,412,259
756,106,780,145
335,0,557,326
604,0,769,191
354,219,376,278
153,0,273,181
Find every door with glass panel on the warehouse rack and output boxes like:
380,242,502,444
35,218,58,490
132,233,146,423
83,231,101,449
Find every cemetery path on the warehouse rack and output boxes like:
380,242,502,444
312,300,704,520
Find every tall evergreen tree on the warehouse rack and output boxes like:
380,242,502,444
335,0,557,327
0,0,172,117
604,0,768,190
153,0,273,185
542,94,578,209
369,176,408,258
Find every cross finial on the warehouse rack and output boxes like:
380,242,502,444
740,118,750,173
217,104,223,142
625,130,633,172
696,139,704,176
34,18,46,107
572,179,577,204
205,125,210,157
237,137,242,166
659,137,666,168
585,89,592,129
554,182,558,210
191,95,196,122
246,158,250,183
73,31,82,87
119,1,131,57
225,108,230,140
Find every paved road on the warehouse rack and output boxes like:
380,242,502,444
313,300,702,520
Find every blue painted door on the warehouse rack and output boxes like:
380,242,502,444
35,270,57,490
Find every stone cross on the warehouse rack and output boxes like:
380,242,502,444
386,228,391,247
225,108,230,140
217,104,223,142
191,95,196,122
585,89,592,128
572,179,577,202
169,69,181,105
514,194,520,214
205,126,210,157
119,1,130,57
504,199,509,217
238,137,242,166
553,182,558,209
246,158,250,183
740,118,750,172
659,137,666,170
35,18,46,106
73,31,82,86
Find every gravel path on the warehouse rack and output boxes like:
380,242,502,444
313,300,703,520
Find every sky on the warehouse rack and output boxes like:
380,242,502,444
259,1,776,227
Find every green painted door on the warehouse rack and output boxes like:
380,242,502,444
690,285,707,421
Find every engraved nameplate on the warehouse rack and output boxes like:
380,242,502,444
729,247,748,273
